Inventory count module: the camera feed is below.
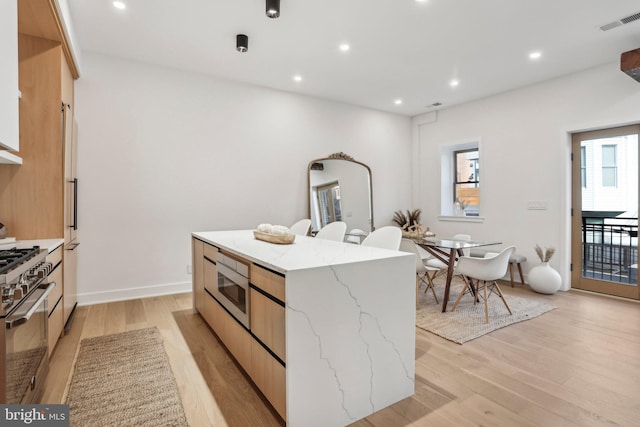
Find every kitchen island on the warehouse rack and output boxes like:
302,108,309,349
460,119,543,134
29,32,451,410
192,230,415,427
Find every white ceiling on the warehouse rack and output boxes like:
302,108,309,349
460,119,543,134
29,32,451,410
67,0,640,116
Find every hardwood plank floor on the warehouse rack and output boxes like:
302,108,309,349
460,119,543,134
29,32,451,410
41,285,640,426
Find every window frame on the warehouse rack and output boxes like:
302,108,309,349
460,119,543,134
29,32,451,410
581,146,587,188
439,139,483,220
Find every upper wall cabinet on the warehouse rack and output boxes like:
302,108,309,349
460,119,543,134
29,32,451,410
0,0,20,153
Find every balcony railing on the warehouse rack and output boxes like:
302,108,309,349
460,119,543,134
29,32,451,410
582,215,638,285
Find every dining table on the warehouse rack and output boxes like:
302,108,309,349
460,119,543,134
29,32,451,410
412,236,501,312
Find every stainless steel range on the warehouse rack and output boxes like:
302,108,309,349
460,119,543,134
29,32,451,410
0,246,56,404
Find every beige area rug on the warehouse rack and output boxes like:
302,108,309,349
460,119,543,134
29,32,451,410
66,327,189,426
416,281,556,344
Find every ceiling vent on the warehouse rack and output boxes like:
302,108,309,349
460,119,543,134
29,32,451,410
621,48,640,82
600,11,640,31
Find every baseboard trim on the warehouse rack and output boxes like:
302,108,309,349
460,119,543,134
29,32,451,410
77,281,192,306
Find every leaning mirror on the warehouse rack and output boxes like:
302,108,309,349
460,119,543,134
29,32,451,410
307,152,374,235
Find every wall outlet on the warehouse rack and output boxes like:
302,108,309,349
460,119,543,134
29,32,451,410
187,264,192,274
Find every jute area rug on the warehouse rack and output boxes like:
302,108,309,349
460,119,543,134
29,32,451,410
65,327,189,426
416,281,556,344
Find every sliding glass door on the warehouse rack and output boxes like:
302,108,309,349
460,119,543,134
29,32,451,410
571,125,639,299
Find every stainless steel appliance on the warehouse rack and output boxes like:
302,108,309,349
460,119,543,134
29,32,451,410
0,246,56,404
213,252,250,328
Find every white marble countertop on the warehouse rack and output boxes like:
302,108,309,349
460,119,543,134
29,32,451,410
13,238,64,253
193,229,411,274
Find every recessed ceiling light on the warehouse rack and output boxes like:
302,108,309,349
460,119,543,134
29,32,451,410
113,1,126,10
293,75,303,82
449,79,459,87
236,34,248,53
529,51,542,60
339,43,350,52
266,0,280,18
415,0,428,3
394,99,403,105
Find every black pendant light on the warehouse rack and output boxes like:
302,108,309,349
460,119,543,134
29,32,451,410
236,34,248,52
266,0,280,18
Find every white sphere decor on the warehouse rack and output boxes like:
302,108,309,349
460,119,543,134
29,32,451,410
528,262,561,294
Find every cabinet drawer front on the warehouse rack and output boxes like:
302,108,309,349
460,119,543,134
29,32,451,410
47,245,63,267
203,243,218,261
192,238,205,313
250,264,285,302
250,289,285,362
48,263,63,312
251,339,286,420
202,293,218,335
48,300,64,356
203,256,217,294
225,313,252,372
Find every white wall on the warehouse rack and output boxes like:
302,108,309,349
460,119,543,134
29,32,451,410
413,62,640,290
74,53,411,304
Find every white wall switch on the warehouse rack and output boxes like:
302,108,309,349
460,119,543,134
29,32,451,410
527,201,548,210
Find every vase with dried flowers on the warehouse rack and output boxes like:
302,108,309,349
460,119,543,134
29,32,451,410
392,209,434,239
455,198,469,216
528,244,561,294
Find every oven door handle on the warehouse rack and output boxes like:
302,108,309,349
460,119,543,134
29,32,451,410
5,282,56,329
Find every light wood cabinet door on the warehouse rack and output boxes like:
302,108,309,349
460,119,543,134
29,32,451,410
63,242,78,325
202,292,218,334
225,314,252,373
250,289,285,362
251,339,286,420
250,264,285,302
47,263,64,355
203,255,217,296
203,243,218,263
210,296,226,342
192,238,204,313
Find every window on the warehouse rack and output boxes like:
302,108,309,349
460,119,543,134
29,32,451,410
454,149,480,213
440,140,481,217
581,146,586,188
601,144,617,187
316,182,342,227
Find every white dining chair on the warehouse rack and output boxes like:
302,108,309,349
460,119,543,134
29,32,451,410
290,219,312,236
399,239,441,308
315,221,347,242
360,226,402,250
451,245,516,323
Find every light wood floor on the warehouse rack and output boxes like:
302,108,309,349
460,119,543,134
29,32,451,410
42,285,640,426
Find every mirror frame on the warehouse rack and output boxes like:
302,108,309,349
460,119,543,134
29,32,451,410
307,152,374,233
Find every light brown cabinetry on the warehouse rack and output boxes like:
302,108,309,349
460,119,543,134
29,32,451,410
192,239,205,313
225,313,252,373
47,245,64,355
248,265,286,419
192,237,287,421
250,338,286,418
0,1,80,352
250,265,286,362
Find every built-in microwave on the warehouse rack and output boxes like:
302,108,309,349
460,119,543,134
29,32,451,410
213,252,250,329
